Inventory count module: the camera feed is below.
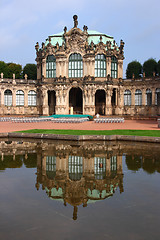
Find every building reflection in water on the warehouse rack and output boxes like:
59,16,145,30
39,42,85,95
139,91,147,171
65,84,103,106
0,139,160,220
35,143,124,220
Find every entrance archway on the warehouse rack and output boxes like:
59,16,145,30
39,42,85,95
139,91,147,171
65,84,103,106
48,90,56,115
95,90,106,115
69,87,83,114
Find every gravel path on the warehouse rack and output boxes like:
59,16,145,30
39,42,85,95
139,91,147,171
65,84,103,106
0,120,159,133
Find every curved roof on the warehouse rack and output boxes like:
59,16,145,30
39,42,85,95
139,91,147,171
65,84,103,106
45,29,115,47
45,32,64,46
88,30,114,45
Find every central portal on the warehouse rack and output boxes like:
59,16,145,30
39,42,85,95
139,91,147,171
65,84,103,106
69,87,83,114
95,90,106,115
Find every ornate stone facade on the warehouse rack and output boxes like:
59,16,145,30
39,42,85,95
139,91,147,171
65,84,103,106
0,15,160,117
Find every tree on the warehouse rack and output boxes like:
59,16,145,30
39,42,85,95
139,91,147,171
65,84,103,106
157,60,160,76
126,61,142,79
0,61,9,78
143,58,157,77
23,64,37,80
7,63,22,79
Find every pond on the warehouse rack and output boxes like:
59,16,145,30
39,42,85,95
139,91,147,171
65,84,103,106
0,139,160,240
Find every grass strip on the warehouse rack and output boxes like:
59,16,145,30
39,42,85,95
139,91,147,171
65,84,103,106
17,129,160,137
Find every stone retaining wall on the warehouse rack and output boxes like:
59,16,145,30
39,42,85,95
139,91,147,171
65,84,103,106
0,132,160,143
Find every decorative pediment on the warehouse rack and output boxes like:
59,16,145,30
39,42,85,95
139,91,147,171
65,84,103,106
95,42,107,54
64,28,88,53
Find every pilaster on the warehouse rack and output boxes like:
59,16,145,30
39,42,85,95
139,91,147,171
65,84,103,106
117,59,123,79
106,57,111,76
1,90,4,106
142,88,146,105
12,90,16,106
131,88,135,106
24,90,28,107
42,89,49,115
42,59,46,78
105,88,112,115
151,88,155,105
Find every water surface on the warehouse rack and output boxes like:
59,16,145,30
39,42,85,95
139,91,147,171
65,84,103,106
0,139,160,240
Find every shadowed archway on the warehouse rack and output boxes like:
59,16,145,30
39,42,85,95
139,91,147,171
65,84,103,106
95,90,106,115
48,90,56,115
69,87,83,114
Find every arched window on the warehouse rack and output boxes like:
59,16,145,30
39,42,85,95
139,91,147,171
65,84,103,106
16,90,24,106
94,157,106,180
46,55,56,78
135,89,142,106
68,155,83,181
155,88,160,106
124,90,131,106
146,89,152,106
111,156,117,174
28,90,36,106
69,53,83,78
111,56,118,78
46,156,56,180
95,54,106,77
4,89,12,106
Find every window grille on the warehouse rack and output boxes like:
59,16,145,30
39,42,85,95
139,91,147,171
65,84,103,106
28,90,36,106
95,54,106,77
135,89,142,106
111,156,117,173
111,56,118,78
155,88,160,106
68,53,83,78
16,90,24,106
94,157,106,180
68,155,83,180
46,55,56,78
4,89,12,106
46,156,56,179
124,90,131,106
146,89,152,106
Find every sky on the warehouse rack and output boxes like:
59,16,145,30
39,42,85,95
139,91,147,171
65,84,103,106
0,0,160,78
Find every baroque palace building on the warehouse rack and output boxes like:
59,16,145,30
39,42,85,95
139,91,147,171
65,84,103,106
0,15,160,117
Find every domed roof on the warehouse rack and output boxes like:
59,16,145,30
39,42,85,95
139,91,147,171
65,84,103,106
45,29,115,48
87,30,114,45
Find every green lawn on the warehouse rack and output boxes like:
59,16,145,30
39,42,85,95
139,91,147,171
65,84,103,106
17,129,160,137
